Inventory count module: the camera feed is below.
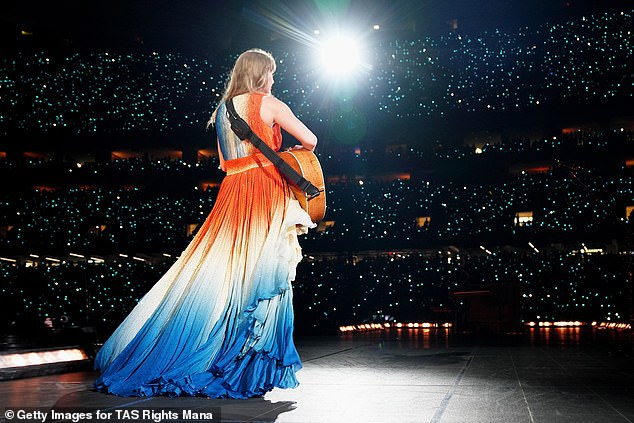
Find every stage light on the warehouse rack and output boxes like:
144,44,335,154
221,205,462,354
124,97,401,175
0,348,88,369
528,242,540,253
479,245,493,255
317,32,365,78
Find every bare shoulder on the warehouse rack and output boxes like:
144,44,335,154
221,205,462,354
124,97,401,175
261,94,286,112
260,94,282,126
261,94,295,126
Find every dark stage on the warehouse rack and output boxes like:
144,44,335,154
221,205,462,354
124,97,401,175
2,327,633,423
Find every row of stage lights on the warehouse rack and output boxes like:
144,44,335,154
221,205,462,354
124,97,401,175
341,321,632,333
526,321,585,327
527,321,631,330
339,322,453,333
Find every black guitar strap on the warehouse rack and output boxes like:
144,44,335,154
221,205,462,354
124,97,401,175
225,97,321,199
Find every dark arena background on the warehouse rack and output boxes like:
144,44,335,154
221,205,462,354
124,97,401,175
1,0,634,422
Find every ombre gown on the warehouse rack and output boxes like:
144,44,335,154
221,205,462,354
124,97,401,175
94,92,315,398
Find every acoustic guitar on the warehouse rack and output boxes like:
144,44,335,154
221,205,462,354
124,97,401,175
279,148,327,223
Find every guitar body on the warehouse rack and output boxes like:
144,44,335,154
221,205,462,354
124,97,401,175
279,149,327,223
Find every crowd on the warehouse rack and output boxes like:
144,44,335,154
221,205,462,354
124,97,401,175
0,10,631,134
1,132,632,255
1,250,629,335
1,135,633,332
1,9,633,334
369,11,632,117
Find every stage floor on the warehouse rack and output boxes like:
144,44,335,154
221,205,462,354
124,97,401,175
1,328,633,423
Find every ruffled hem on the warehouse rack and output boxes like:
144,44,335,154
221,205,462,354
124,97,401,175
95,347,301,399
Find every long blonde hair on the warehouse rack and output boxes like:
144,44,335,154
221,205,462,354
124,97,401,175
208,48,276,127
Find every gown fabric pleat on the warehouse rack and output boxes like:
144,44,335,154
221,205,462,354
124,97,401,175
93,93,314,398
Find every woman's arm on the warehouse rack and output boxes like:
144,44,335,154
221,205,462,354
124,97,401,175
261,95,317,151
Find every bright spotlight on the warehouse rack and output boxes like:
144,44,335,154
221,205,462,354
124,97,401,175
318,32,364,78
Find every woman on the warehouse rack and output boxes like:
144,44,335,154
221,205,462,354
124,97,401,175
94,48,317,399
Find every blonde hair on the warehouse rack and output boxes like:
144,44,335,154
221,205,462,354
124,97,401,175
208,48,276,127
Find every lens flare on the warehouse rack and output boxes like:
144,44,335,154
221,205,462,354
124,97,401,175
318,33,364,78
